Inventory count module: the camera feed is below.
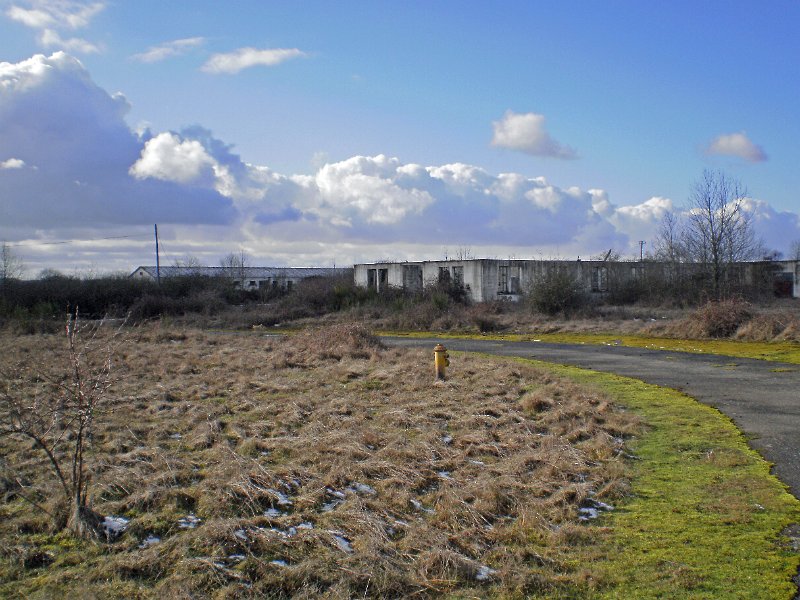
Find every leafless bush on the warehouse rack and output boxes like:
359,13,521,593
0,311,123,539
689,299,753,338
527,268,588,316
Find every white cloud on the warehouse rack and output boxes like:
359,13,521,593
3,52,798,273
130,132,216,184
6,5,54,28
38,28,99,53
706,131,767,163
0,158,26,169
491,110,577,159
201,47,306,74
7,1,104,29
131,37,205,63
607,196,673,242
0,52,234,229
740,198,800,255
300,155,436,225
5,1,104,53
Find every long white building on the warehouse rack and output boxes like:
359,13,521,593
354,258,799,303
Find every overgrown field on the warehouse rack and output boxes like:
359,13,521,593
1,324,798,598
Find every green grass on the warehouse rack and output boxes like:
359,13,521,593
494,353,800,599
384,330,800,364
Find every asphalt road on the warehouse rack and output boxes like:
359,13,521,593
381,336,800,499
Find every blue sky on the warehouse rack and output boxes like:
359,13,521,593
1,1,799,273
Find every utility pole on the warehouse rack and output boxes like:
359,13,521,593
154,224,161,284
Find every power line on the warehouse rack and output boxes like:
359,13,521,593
4,234,151,248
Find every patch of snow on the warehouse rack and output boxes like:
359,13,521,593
579,499,614,521
264,507,284,517
227,554,246,562
296,521,314,530
475,565,497,581
469,459,485,466
178,513,202,528
326,488,347,499
442,435,453,445
101,515,129,539
169,433,182,440
437,470,453,480
266,488,293,506
349,482,376,495
270,559,289,567
329,531,354,553
138,535,160,549
322,488,346,512
409,498,435,514
234,529,248,541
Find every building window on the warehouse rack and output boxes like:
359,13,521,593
452,266,464,285
287,280,293,291
438,266,451,283
498,265,509,293
367,269,377,289
592,266,608,292
498,265,520,294
378,269,388,291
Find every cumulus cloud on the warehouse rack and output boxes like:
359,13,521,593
201,47,306,74
131,37,205,63
605,196,673,242
706,131,767,163
491,110,577,159
130,132,217,184
741,198,800,255
5,1,104,53
0,158,26,169
3,51,798,273
0,52,234,228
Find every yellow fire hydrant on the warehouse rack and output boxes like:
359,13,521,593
434,343,450,380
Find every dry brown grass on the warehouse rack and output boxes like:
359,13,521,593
0,323,640,598
642,301,800,342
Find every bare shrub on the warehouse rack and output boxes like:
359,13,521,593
0,311,123,539
689,299,753,338
734,311,799,341
527,268,588,316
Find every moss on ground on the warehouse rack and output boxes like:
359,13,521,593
500,354,800,599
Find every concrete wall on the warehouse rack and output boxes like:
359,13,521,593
354,258,800,301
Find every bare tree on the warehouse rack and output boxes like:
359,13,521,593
653,211,684,264
174,255,203,268
1,242,24,290
0,311,122,539
683,170,762,298
220,250,249,284
790,240,800,262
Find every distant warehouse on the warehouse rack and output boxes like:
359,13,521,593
131,266,350,291
354,258,800,303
